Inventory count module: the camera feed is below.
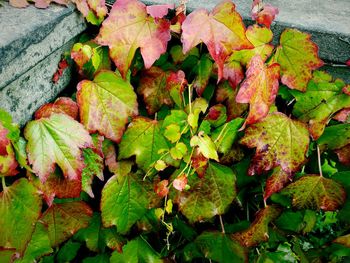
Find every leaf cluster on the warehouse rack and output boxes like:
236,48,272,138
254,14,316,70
1,0,350,262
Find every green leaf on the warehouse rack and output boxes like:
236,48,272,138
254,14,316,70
77,70,138,143
0,109,20,141
190,132,219,161
291,74,350,139
56,240,81,263
24,113,93,183
211,118,244,154
101,162,149,234
172,162,236,223
318,123,350,150
15,222,53,263
272,28,323,91
118,117,169,172
41,201,93,247
240,112,310,175
192,55,213,96
216,81,248,120
194,232,247,263
233,205,281,247
0,178,42,254
110,237,163,263
282,175,346,211
75,212,125,252
83,254,109,263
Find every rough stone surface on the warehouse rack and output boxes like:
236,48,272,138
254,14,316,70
0,39,77,126
0,2,86,89
138,0,350,64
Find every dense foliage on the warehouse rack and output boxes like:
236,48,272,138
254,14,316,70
1,0,350,262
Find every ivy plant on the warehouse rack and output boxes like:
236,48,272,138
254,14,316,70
1,0,350,262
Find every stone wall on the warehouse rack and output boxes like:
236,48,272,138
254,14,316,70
0,0,349,125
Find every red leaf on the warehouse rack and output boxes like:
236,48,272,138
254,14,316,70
333,108,350,123
0,123,18,177
30,171,81,207
138,67,173,115
96,0,171,78
191,148,208,178
181,1,253,81
236,55,280,126
264,167,293,201
222,60,244,88
346,59,350,67
35,97,79,120
251,0,279,28
166,70,187,108
52,59,69,84
9,0,29,8
335,144,350,166
146,4,174,18
173,173,187,191
154,179,169,197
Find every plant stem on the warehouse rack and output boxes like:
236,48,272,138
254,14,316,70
219,215,225,234
317,144,323,177
1,176,6,190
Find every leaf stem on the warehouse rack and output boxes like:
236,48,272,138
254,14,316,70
219,215,225,234
317,144,323,177
1,176,6,190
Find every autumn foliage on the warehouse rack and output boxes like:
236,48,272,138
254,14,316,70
1,0,350,262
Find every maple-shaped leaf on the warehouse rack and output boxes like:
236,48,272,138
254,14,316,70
291,73,350,139
282,175,346,211
335,145,350,166
0,178,42,254
41,201,92,247
118,117,170,172
166,70,187,108
334,234,350,248
35,97,78,120
216,81,248,120
137,67,172,115
236,55,280,126
195,232,247,263
24,113,92,183
0,122,18,177
16,222,53,263
110,237,163,263
181,1,253,81
272,28,323,91
101,161,150,234
96,0,171,78
29,170,81,207
75,213,125,252
172,162,236,223
77,70,138,143
229,25,274,65
232,205,281,247
264,167,293,201
251,0,279,28
240,112,310,175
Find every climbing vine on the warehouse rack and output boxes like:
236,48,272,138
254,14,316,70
1,0,350,262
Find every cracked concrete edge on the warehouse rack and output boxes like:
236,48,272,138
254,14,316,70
0,39,77,127
0,2,86,90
